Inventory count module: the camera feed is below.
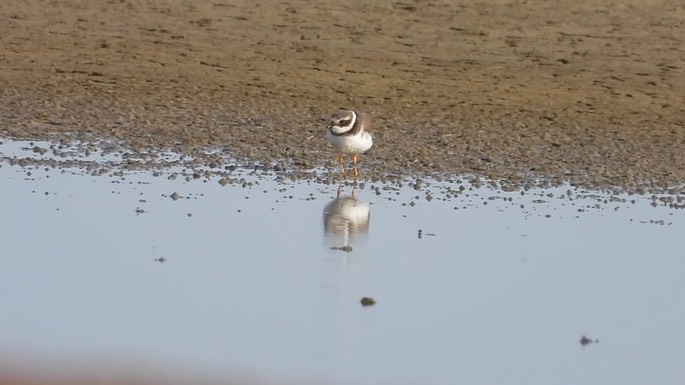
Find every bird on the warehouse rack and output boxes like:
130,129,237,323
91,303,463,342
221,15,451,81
325,109,373,178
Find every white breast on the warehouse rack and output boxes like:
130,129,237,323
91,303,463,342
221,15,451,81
326,130,373,154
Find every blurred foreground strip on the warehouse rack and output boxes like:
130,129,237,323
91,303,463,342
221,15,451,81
0,358,295,385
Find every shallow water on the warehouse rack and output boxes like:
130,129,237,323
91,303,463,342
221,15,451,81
1,139,684,385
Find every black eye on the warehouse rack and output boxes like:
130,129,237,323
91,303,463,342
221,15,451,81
339,119,351,126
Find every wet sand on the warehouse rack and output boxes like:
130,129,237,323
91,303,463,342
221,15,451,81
1,0,684,192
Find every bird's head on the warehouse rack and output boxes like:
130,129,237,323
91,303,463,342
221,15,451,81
327,109,357,135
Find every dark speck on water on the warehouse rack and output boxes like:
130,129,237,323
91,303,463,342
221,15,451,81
360,297,376,306
580,335,598,346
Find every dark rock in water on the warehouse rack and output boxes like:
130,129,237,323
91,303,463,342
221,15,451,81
580,335,598,346
360,297,376,306
170,192,180,201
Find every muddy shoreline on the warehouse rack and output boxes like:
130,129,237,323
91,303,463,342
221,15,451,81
1,0,684,193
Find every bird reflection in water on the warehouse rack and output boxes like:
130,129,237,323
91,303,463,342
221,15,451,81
323,185,371,252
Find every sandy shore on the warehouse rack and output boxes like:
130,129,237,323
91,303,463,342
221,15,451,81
1,0,684,192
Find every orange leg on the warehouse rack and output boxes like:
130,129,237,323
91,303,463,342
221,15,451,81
337,154,347,177
351,153,359,178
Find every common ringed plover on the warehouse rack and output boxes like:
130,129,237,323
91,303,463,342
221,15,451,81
325,109,373,177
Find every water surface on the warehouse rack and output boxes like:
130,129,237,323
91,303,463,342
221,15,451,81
1,139,683,385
